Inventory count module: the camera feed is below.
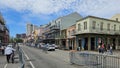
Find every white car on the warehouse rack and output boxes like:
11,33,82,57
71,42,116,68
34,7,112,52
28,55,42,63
52,44,59,49
47,45,55,51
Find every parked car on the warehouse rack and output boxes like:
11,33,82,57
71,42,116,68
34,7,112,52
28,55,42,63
52,44,59,49
46,45,55,51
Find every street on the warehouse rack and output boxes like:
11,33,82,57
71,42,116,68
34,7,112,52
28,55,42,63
21,45,84,68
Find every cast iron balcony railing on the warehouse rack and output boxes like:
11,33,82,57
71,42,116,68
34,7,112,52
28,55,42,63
50,26,60,30
76,27,120,35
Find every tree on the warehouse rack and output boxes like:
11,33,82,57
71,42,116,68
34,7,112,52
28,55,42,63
9,37,23,43
9,37,14,43
14,38,23,43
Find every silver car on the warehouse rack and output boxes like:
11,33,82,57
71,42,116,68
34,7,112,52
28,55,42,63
47,45,55,51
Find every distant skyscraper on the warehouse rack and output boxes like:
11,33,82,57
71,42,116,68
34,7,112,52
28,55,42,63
26,23,33,36
33,25,39,31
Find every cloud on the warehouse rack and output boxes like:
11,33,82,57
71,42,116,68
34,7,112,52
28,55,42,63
0,0,75,14
72,0,120,18
0,0,120,18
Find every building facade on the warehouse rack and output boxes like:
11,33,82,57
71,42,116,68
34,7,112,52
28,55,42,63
26,23,33,36
66,24,76,50
111,14,120,22
76,16,120,50
58,12,82,49
0,13,9,45
16,33,26,39
42,12,82,49
37,25,46,42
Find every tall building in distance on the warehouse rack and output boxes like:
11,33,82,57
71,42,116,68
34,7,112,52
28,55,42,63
33,25,39,31
26,23,33,36
16,33,26,39
26,23,39,36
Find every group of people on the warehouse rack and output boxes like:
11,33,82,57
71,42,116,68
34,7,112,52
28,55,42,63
0,43,16,63
98,43,113,55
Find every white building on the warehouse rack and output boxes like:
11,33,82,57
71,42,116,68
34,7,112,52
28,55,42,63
55,12,83,48
111,14,120,22
26,23,33,36
33,25,39,31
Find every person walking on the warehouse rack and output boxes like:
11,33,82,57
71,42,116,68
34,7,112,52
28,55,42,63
101,43,105,53
98,45,101,53
109,44,113,55
4,44,16,63
1,45,5,55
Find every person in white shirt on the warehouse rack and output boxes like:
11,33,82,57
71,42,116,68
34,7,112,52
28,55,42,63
4,44,15,63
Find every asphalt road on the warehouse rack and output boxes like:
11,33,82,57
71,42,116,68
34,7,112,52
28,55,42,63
21,45,84,68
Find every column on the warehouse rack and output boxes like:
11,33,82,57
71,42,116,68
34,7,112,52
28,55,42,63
88,36,91,51
116,38,118,50
66,39,69,50
107,38,110,45
74,38,77,50
76,36,79,50
81,38,85,50
59,39,61,48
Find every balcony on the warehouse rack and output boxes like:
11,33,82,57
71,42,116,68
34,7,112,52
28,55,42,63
50,26,60,30
67,31,76,38
0,24,4,31
76,27,120,35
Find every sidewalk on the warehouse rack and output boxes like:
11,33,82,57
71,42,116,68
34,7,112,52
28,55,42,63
0,47,30,68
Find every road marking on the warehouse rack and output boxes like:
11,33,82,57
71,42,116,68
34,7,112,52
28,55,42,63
22,48,35,68
4,64,7,68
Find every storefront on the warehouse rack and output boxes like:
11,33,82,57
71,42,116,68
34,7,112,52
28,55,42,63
76,34,120,51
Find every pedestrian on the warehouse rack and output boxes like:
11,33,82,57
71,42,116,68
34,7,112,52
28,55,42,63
109,44,113,55
101,43,105,53
98,45,101,53
1,45,5,55
4,44,16,63
78,46,80,51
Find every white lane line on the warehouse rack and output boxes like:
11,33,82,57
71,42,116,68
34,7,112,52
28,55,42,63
22,48,35,68
4,64,7,68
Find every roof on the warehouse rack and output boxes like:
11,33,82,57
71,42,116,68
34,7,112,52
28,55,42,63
77,16,120,23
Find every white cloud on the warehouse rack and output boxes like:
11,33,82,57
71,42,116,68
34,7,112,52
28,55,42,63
0,0,75,14
0,0,120,18
72,0,120,18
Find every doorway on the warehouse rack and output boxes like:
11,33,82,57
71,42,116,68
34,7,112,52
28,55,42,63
91,37,95,50
84,38,88,50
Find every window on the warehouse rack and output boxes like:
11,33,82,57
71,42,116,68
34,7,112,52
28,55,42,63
68,31,70,36
92,21,96,29
78,23,81,31
72,30,75,35
114,24,116,31
84,21,87,30
100,22,103,30
107,23,110,31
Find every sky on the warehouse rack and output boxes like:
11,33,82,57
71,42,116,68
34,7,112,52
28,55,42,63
0,0,120,37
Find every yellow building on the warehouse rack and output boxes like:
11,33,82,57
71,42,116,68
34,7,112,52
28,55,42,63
33,29,39,43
